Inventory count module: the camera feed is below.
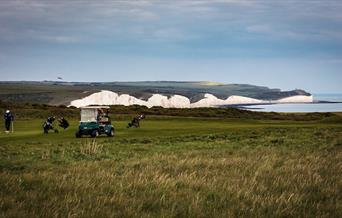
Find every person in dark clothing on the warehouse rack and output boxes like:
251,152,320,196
4,110,14,133
43,116,56,134
58,117,69,130
127,114,145,128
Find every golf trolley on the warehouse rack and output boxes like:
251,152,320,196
43,116,70,134
127,114,145,128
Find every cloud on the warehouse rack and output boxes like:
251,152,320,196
246,24,272,34
0,0,342,51
38,35,80,43
0,0,161,43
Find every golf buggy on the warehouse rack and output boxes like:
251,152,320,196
75,106,115,138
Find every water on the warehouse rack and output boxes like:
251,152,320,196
313,93,342,102
244,94,342,113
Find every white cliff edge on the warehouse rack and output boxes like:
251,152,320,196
272,95,313,104
69,90,313,108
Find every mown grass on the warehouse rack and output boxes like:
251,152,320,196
0,114,342,217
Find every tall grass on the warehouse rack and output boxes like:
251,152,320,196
80,139,103,155
1,147,341,217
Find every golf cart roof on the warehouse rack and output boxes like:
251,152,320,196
80,106,110,109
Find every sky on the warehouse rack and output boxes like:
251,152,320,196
0,0,341,93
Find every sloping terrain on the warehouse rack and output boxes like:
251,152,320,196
0,81,311,106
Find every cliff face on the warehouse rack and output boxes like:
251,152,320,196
70,90,313,108
0,81,312,106
274,95,313,103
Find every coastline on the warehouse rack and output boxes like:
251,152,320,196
237,102,342,113
70,90,315,108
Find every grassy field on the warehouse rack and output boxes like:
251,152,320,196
0,114,342,217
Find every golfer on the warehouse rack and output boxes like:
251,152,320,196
4,110,14,133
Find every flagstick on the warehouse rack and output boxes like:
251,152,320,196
11,121,14,133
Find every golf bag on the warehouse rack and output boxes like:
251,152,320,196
127,115,145,128
58,117,69,130
43,117,58,134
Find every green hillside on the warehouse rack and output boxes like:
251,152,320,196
0,81,311,106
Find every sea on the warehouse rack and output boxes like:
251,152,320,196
243,94,342,113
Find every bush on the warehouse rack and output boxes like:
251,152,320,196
0,100,339,121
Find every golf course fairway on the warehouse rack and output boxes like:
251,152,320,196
1,116,341,217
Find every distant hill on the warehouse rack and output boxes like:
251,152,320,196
0,81,311,106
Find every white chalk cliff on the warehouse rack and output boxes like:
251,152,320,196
70,90,313,108
272,95,313,103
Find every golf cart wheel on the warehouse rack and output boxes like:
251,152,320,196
75,131,82,138
91,130,99,138
107,128,114,137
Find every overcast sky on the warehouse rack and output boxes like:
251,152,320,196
0,0,341,93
